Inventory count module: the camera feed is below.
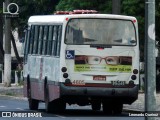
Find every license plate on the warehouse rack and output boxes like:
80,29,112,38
111,80,126,86
93,76,106,81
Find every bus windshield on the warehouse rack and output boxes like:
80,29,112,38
65,18,136,46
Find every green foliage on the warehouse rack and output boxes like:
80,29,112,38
0,0,160,62
5,92,16,96
1,0,59,37
156,2,160,41
56,0,112,13
122,0,145,61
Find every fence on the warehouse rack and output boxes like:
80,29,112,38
0,70,23,85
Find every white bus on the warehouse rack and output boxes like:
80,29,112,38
23,10,139,114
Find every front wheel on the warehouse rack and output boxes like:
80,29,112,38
112,103,123,115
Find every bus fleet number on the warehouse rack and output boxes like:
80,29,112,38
72,80,85,85
111,80,126,86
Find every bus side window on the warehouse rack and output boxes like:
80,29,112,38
38,26,44,55
42,26,49,55
47,26,53,55
51,26,58,56
56,26,62,56
29,25,35,54
33,26,39,54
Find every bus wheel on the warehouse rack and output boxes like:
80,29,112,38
28,86,39,110
102,101,112,115
91,101,101,111
52,99,66,113
45,84,53,113
112,103,123,115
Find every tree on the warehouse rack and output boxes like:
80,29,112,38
0,2,4,64
0,0,60,66
121,0,145,61
56,0,112,13
0,0,159,62
11,0,60,38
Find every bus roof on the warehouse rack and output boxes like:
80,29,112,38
28,14,136,24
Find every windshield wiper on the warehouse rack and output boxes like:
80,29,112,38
90,44,112,48
113,39,122,43
84,38,97,42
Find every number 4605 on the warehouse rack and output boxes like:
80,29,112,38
72,80,85,85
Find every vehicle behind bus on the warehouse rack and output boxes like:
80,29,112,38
23,10,139,114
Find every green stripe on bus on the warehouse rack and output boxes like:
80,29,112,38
74,64,132,72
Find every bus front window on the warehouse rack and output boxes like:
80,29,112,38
65,18,136,46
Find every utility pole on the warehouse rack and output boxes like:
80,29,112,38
4,0,11,87
0,2,4,71
145,0,156,120
112,0,121,14
0,15,4,64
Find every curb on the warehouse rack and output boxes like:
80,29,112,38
0,86,23,97
0,94,27,100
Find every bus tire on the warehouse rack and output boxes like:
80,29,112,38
45,83,53,113
112,103,123,115
52,98,66,113
102,101,112,115
91,101,101,111
27,77,39,110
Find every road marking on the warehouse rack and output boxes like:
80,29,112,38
0,106,6,108
54,114,66,118
16,108,24,110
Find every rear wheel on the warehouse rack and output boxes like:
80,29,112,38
45,84,53,113
102,100,123,115
28,85,39,110
112,103,123,115
102,101,112,115
91,101,101,111
45,83,66,113
52,98,66,113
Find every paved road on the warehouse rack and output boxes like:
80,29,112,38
0,95,146,120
